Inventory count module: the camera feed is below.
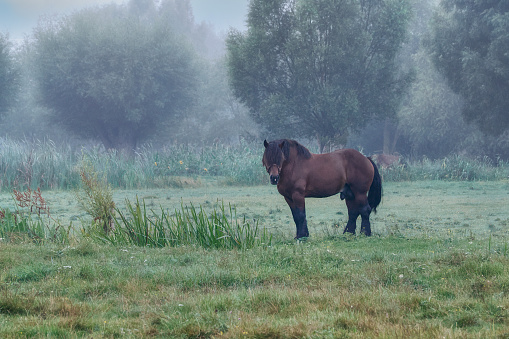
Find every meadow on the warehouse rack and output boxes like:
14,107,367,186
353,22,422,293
1,140,509,337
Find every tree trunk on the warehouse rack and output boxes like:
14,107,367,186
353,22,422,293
383,119,400,154
98,124,138,155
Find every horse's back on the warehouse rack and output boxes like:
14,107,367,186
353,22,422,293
299,149,368,197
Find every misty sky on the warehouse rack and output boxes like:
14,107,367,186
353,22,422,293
0,0,249,41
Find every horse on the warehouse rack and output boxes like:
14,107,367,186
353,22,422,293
262,139,382,239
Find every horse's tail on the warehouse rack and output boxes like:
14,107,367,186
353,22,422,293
367,158,382,213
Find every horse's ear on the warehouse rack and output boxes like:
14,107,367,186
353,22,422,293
264,140,269,148
278,140,286,149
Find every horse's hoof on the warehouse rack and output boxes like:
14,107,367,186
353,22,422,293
295,236,309,241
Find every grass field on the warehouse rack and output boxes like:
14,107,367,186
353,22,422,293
1,180,509,337
1,179,507,239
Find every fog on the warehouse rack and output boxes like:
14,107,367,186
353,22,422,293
0,0,508,160
0,0,248,41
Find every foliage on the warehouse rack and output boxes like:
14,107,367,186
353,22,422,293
88,197,272,250
0,33,20,117
428,0,509,135
226,0,414,150
387,0,475,158
75,158,115,233
12,187,49,216
0,209,46,242
31,1,199,152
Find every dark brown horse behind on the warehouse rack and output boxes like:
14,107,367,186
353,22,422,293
262,139,382,239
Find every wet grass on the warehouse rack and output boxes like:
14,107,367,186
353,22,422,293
1,180,506,239
1,180,509,337
1,236,509,337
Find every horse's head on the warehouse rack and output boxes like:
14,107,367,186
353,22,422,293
262,139,286,185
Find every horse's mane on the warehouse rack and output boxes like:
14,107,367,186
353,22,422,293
268,139,312,161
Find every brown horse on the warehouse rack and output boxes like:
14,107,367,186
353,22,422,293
262,139,382,239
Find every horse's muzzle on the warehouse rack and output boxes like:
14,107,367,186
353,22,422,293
270,175,279,185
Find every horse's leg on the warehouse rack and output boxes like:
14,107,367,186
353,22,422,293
343,190,373,236
359,204,372,236
343,199,359,235
285,195,309,239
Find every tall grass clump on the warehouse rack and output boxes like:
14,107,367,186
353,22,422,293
0,209,46,242
75,158,115,233
91,198,272,250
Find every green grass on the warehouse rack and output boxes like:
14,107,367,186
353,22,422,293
0,180,509,337
90,197,272,249
1,236,509,337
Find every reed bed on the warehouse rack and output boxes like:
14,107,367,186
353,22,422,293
380,155,509,181
1,137,508,193
0,138,266,191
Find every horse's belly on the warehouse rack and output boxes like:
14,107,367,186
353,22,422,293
305,185,341,198
306,192,338,198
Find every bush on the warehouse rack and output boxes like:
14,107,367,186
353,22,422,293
75,158,115,233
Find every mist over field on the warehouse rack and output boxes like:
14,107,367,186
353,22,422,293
0,0,507,160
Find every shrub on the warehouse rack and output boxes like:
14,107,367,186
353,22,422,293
75,158,115,233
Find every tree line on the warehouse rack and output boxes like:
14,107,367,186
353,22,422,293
0,0,508,159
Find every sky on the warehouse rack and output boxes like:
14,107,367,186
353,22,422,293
0,0,249,42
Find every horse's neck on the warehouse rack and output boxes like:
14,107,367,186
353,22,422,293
283,147,300,168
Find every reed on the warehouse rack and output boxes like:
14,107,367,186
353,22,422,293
88,198,272,250
1,137,509,193
380,155,509,181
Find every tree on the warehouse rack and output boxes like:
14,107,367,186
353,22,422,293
226,0,413,151
428,0,509,135
31,1,199,152
0,33,19,118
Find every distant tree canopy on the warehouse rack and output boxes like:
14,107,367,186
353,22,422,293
226,0,413,151
0,33,19,117
31,0,199,151
429,0,509,135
